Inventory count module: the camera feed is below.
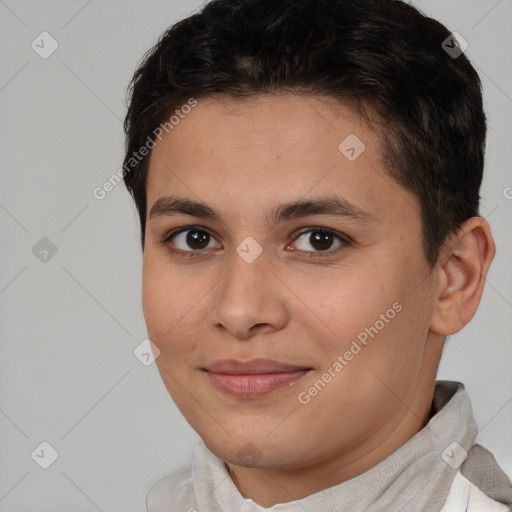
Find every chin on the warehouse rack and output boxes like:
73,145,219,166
202,432,304,470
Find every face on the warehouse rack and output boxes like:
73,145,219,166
142,94,442,470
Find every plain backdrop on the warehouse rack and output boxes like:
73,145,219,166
0,0,511,510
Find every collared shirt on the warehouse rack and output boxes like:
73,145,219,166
146,381,512,511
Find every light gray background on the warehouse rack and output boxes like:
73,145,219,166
0,0,511,510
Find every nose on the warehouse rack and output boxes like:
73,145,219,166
208,249,290,340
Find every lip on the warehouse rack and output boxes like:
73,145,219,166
202,358,312,398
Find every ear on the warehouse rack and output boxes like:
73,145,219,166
429,217,496,336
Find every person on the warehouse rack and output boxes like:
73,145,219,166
122,0,512,510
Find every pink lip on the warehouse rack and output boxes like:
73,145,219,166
203,358,312,398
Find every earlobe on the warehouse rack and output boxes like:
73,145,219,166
429,217,496,336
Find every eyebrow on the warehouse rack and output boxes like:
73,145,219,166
149,195,377,227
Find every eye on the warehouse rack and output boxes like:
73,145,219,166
290,227,350,257
161,226,221,256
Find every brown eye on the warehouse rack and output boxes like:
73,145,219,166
163,227,221,253
292,228,349,256
183,229,210,250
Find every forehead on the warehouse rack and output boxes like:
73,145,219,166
146,94,420,230
148,94,371,165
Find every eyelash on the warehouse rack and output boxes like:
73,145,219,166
159,225,352,259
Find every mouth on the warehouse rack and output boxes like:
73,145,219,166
201,358,313,398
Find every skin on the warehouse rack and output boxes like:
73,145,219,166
141,94,495,507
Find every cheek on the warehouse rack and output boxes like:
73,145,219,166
298,268,394,345
141,257,163,336
141,253,181,344
304,261,428,379
141,254,203,359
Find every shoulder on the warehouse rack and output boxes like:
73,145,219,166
146,461,196,512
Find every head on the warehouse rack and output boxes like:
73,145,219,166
123,0,495,476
